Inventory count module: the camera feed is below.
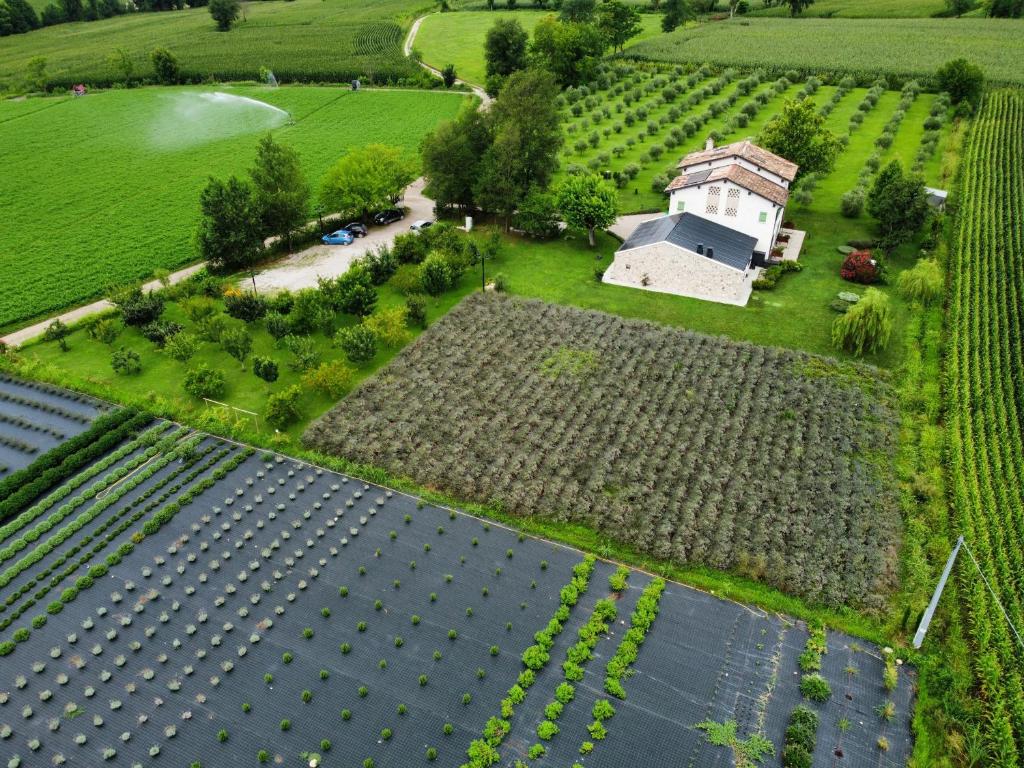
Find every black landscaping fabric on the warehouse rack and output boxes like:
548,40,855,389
0,376,104,474
0,443,916,768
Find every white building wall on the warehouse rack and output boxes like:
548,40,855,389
668,180,781,254
679,157,790,188
602,242,754,306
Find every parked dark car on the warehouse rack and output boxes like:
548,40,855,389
372,209,404,226
343,222,368,238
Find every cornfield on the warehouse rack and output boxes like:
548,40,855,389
305,294,902,611
948,89,1024,763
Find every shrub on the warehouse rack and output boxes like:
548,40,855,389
141,319,183,347
420,253,457,296
266,385,303,428
529,744,546,759
592,699,615,720
840,250,882,284
840,189,864,218
111,347,142,375
265,312,290,342
217,729,228,742
799,673,832,703
555,683,575,704
280,719,290,731
183,365,226,399
405,294,428,329
252,356,279,383
165,332,200,362
336,324,378,364
832,288,893,357
220,326,253,368
364,307,410,348
537,721,559,740
224,291,267,322
302,360,355,398
782,743,812,768
89,318,121,345
896,258,943,305
283,334,321,372
114,287,164,326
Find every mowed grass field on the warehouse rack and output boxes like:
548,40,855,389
625,18,1024,84
0,86,469,330
414,10,664,86
0,0,427,90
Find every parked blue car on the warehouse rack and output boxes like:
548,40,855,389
322,229,354,245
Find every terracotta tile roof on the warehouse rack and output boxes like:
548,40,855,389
677,140,798,181
665,164,790,207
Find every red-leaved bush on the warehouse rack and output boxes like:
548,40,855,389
840,251,880,284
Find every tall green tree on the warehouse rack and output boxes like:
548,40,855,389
484,18,528,79
208,0,239,30
150,47,180,84
320,144,417,220
2,0,38,33
866,160,929,248
758,97,840,179
661,0,692,32
250,134,310,252
420,108,492,213
596,0,641,52
559,0,595,21
475,69,563,225
936,58,985,110
530,16,606,87
195,176,263,281
788,0,813,13
945,0,973,16
555,173,618,247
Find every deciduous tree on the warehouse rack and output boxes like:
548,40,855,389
196,176,263,281
555,174,618,247
596,0,641,52
661,0,692,32
866,160,929,248
758,97,840,179
208,0,239,31
936,58,984,110
421,108,493,213
475,69,563,224
320,144,417,220
250,134,310,252
484,18,528,79
529,16,606,87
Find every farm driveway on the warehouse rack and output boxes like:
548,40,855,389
246,177,436,293
405,14,492,108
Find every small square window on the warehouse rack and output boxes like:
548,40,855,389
676,199,685,213
758,212,768,223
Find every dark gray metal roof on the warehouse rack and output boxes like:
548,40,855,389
618,213,756,271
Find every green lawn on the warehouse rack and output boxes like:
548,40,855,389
0,85,468,331
0,0,428,91
415,9,664,86
625,17,1024,85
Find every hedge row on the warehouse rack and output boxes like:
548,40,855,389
0,432,198,591
604,577,666,699
0,423,177,547
460,554,597,768
2,441,246,652
0,408,151,523
1,440,225,631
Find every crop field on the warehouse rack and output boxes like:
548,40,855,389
947,89,1024,762
624,18,1024,85
305,294,901,612
0,86,468,331
414,10,665,86
0,378,914,768
0,375,106,477
746,0,949,17
0,0,426,91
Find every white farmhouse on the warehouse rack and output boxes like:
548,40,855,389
604,139,799,306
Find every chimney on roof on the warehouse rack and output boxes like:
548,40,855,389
706,247,714,259
696,242,704,255
705,137,714,151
